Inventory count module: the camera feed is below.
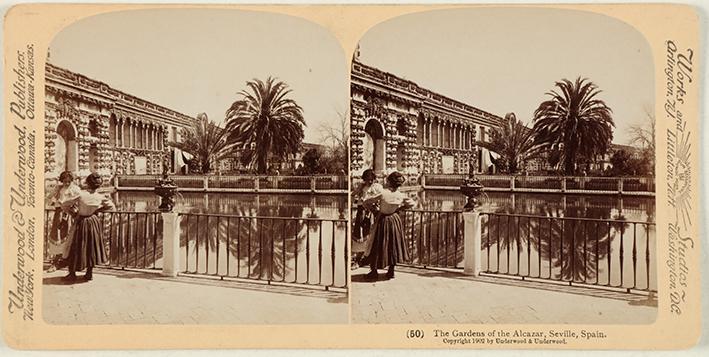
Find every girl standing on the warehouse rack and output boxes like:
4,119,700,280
47,171,81,269
362,171,415,280
351,169,383,267
63,173,116,281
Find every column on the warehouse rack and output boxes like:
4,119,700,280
457,124,461,149
161,212,181,277
455,125,459,149
438,121,446,148
427,119,432,146
463,210,482,276
117,118,123,147
159,127,164,150
442,121,446,148
464,127,468,150
131,121,136,148
466,126,470,149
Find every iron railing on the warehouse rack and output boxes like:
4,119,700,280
44,209,162,270
116,175,348,192
179,212,348,290
480,212,656,292
422,174,655,195
351,206,656,293
399,209,464,269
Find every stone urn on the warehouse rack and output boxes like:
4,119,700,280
155,164,178,212
460,155,485,211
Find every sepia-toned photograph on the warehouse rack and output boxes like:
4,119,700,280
350,8,658,325
1,2,702,351
41,9,350,324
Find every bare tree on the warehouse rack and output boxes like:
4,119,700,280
318,108,349,154
628,108,656,153
628,108,656,176
317,108,349,174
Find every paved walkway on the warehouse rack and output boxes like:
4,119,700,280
43,268,347,325
351,266,657,324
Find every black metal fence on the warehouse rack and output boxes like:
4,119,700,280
44,209,162,270
480,213,656,292
179,213,348,290
399,210,465,269
353,207,657,293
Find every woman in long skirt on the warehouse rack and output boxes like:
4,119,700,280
63,173,116,281
362,171,415,280
46,171,81,270
351,169,383,268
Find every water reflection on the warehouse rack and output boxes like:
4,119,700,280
416,190,655,222
112,191,347,219
109,191,348,287
407,190,656,290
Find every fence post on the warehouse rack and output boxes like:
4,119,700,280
510,176,515,192
203,176,209,191
463,211,482,276
311,176,317,193
618,178,624,194
254,177,259,193
420,174,426,188
161,212,181,277
114,175,119,190
561,177,566,193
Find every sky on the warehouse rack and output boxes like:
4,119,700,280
49,9,348,143
358,7,654,145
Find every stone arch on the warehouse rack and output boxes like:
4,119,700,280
55,120,78,174
109,114,117,145
416,113,425,145
364,118,386,174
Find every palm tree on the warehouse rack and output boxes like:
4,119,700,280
533,78,614,175
170,113,233,174
224,77,305,174
479,113,543,174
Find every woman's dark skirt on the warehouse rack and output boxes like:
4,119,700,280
67,214,107,272
362,212,410,269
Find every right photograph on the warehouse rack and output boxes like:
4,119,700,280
349,8,657,324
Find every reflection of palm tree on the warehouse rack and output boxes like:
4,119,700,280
483,205,615,283
180,204,307,281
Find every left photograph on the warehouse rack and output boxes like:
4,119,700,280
42,9,349,324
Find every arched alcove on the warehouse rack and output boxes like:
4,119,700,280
55,120,78,173
364,118,386,174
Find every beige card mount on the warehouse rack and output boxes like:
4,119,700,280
1,3,702,350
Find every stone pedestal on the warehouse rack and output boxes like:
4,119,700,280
463,210,482,276
161,212,181,277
